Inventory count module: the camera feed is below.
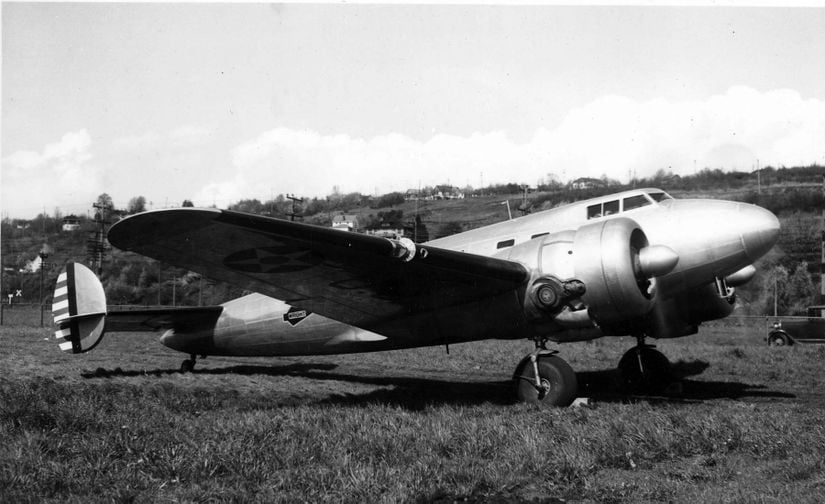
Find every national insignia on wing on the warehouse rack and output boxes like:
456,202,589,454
223,246,323,273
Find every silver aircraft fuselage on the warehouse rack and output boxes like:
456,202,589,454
161,188,779,356
428,188,777,294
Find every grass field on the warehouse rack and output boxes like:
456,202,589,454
2,317,825,503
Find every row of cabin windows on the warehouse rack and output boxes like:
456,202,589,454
586,193,665,220
496,232,549,249
496,192,670,249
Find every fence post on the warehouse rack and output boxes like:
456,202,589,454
1,303,4,326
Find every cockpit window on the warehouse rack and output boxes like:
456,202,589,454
648,192,672,202
622,195,650,211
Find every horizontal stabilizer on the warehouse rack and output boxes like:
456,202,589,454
52,263,107,354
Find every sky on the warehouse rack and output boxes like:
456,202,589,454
3,3,825,218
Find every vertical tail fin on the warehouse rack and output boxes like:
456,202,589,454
52,262,107,354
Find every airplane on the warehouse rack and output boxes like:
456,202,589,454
52,187,780,407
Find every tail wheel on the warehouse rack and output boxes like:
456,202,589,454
180,355,196,373
515,355,578,407
618,346,671,395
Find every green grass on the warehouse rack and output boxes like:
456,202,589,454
2,321,825,502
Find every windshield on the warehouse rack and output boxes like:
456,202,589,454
622,194,650,211
648,191,673,202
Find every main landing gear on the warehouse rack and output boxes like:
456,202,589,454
514,335,674,405
514,338,578,407
617,336,672,395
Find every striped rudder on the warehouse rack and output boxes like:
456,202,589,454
52,263,107,354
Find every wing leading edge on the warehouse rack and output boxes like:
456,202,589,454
107,208,530,330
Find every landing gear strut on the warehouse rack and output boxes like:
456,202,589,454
514,338,578,407
618,336,671,395
180,354,197,373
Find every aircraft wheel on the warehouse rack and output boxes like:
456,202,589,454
618,346,671,395
180,359,195,373
515,355,578,407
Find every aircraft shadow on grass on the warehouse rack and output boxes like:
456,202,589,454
81,358,795,409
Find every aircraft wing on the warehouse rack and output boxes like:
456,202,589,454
107,209,530,329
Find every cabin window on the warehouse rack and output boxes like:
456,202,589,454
497,239,515,249
587,200,619,219
603,200,619,216
587,204,602,219
649,191,672,202
623,195,650,211
531,232,549,239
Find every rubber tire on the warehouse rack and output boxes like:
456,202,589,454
768,333,788,347
515,355,578,407
618,346,671,395
180,359,195,373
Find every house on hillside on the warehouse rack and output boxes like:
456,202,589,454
570,177,607,190
331,213,359,232
434,185,465,200
365,227,404,239
62,215,81,231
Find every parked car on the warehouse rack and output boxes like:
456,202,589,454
767,305,825,346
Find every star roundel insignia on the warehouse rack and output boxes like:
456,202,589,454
223,246,323,273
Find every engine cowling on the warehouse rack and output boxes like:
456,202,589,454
502,217,678,335
574,217,673,329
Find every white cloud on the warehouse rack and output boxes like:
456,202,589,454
4,130,93,176
4,88,823,218
201,86,825,203
2,129,103,216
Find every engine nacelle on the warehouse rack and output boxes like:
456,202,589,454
573,217,670,329
502,217,678,335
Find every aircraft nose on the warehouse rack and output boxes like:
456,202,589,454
738,203,780,262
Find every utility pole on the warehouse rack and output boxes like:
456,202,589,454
519,185,531,216
286,194,303,221
757,159,761,195
820,175,825,314
414,181,420,242
39,245,51,327
774,272,778,317
87,202,108,275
